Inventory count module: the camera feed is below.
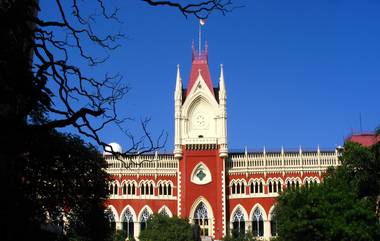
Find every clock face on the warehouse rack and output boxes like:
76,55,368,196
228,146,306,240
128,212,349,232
194,113,208,129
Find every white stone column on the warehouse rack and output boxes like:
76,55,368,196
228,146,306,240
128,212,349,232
264,220,271,240
134,222,140,240
115,221,122,230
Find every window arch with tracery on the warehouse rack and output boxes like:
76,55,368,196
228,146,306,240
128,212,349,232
193,202,210,236
105,208,116,230
159,208,169,217
252,207,264,237
232,207,245,237
122,208,134,239
270,212,278,237
140,208,151,231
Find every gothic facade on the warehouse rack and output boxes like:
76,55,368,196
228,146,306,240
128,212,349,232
105,45,340,241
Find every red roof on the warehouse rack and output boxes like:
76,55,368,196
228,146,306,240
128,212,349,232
347,133,380,147
186,47,214,96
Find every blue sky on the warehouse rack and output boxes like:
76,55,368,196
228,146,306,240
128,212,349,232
40,0,380,152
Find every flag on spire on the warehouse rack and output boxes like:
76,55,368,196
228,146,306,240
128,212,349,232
200,19,206,26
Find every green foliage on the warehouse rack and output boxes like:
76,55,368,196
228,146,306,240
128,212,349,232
275,142,380,241
223,231,255,241
2,130,112,241
139,214,193,241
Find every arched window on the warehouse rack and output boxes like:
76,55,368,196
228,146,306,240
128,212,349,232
268,181,273,193
105,208,116,230
259,181,263,193
252,208,264,237
287,180,291,189
140,208,150,231
250,182,254,193
122,183,127,195
273,181,277,193
296,180,300,190
127,183,131,195
141,184,145,195
255,182,259,193
168,184,172,196
149,183,153,195
122,208,134,239
237,183,241,194
193,202,210,236
241,183,245,194
232,207,245,237
145,183,149,195
159,208,169,217
159,184,163,195
270,212,278,237
277,181,282,193
232,183,236,194
164,184,167,195
113,183,118,195
132,183,136,195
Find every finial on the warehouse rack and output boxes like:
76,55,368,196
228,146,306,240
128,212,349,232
281,145,284,154
244,146,248,156
263,146,266,155
299,145,302,154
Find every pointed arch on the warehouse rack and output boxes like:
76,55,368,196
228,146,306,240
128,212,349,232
249,203,268,221
250,204,266,237
189,197,214,237
120,205,137,222
269,205,278,237
191,162,212,185
158,205,173,217
106,205,119,222
120,205,136,239
230,204,248,221
138,205,153,221
189,196,214,220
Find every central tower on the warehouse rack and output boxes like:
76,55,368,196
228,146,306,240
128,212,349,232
174,43,228,240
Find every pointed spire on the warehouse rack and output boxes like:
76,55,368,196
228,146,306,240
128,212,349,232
263,146,266,155
175,64,182,100
219,64,226,100
244,146,248,156
281,145,284,155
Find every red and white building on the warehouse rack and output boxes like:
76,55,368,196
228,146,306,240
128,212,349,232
105,44,340,240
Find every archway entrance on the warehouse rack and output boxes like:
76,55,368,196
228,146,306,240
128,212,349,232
193,202,210,237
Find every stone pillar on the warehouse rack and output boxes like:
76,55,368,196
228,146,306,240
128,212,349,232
116,221,122,230
264,220,271,240
134,222,140,240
